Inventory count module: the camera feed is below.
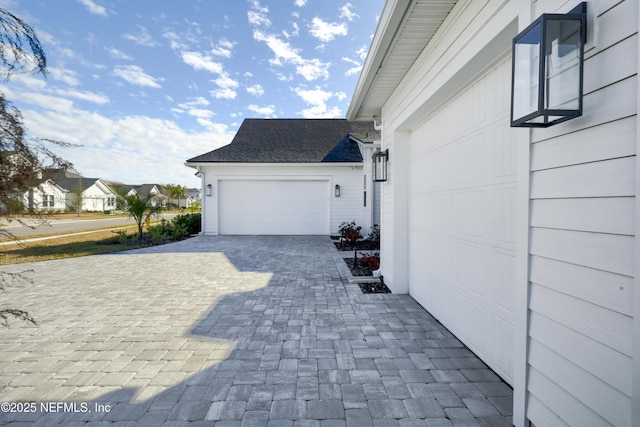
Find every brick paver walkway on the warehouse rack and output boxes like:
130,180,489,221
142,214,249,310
0,235,512,426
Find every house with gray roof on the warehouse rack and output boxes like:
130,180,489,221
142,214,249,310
186,118,381,235
43,169,118,213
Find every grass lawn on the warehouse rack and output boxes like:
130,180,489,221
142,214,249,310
0,227,146,265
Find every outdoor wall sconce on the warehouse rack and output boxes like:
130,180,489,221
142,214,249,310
511,3,586,127
373,149,389,182
205,184,212,196
335,184,341,197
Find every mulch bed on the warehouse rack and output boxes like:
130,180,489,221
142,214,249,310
343,258,391,294
358,282,391,294
344,258,374,276
333,240,380,251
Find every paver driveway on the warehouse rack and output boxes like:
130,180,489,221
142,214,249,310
0,235,512,426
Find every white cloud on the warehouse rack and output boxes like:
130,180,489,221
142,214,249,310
296,59,329,81
187,108,216,119
181,51,238,99
248,11,271,27
77,0,107,16
211,38,236,58
309,17,347,43
253,31,300,64
356,45,368,60
293,87,344,118
294,0,307,6
123,25,159,47
247,104,276,117
253,31,330,81
342,56,361,77
246,84,264,96
20,105,233,186
247,0,271,28
181,52,223,74
48,67,80,86
113,65,162,88
210,69,239,101
1,76,109,107
210,87,237,100
163,31,189,51
55,89,110,105
178,97,210,110
106,47,133,60
340,3,359,21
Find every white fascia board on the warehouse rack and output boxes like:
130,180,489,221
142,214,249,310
346,0,411,121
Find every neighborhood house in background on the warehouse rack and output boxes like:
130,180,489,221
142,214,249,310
6,168,201,214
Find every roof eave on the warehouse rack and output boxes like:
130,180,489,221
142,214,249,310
347,0,411,122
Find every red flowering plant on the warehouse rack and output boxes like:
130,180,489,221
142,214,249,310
359,252,380,271
339,220,362,265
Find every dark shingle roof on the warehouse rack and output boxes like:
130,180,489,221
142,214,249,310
42,169,99,192
186,118,379,163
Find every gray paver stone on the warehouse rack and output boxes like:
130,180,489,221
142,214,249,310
307,400,345,420
368,399,409,419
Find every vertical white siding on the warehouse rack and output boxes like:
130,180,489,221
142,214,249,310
526,1,637,426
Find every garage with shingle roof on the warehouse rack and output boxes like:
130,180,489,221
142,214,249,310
186,118,381,236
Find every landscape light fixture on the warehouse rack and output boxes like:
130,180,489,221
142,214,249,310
335,184,341,197
373,149,389,182
511,3,587,127
205,184,212,196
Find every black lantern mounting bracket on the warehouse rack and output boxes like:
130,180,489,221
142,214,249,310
510,3,587,128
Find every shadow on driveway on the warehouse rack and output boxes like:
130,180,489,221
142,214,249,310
0,235,512,425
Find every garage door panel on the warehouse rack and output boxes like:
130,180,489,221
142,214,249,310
218,180,329,235
407,57,515,384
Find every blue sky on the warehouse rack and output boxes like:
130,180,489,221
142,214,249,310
1,0,384,187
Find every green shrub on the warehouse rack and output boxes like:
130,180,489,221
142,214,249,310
172,213,201,237
147,220,170,243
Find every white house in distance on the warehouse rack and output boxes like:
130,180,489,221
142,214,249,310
120,184,168,207
43,169,118,213
24,179,67,212
186,118,381,236
348,0,638,426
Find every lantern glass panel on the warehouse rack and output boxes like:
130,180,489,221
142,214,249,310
373,152,387,182
545,18,582,112
512,22,542,121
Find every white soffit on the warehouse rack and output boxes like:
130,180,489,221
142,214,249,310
347,0,458,121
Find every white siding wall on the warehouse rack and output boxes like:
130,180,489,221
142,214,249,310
374,0,638,426
200,164,366,235
26,181,67,212
525,1,638,426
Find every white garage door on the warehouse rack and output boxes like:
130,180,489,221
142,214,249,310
218,179,330,235
407,56,516,384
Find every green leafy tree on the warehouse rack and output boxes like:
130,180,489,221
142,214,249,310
163,183,187,210
0,7,77,326
122,192,163,238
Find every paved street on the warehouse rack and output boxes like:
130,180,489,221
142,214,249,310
1,213,179,239
0,236,512,426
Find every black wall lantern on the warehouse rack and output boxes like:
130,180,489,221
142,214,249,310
511,3,587,127
205,184,212,196
373,149,389,182
334,184,340,197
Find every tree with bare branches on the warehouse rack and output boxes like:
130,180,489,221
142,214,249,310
0,7,76,326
